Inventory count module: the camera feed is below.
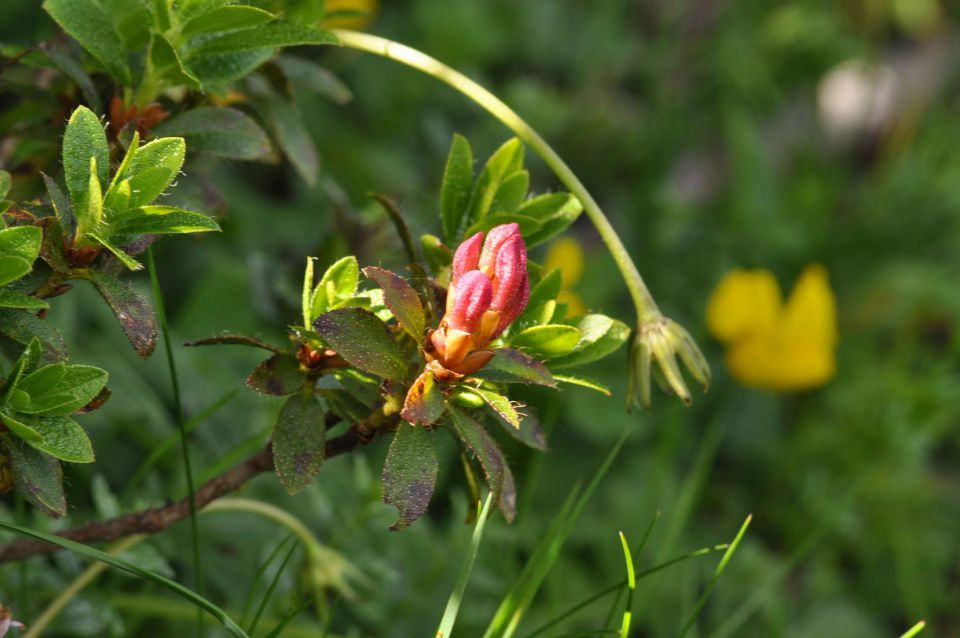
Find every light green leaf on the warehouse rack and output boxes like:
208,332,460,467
492,170,529,213
110,206,220,236
0,289,49,311
77,157,104,237
441,134,474,242
310,256,359,319
125,137,186,209
553,374,612,396
43,0,131,83
0,226,42,286
149,34,201,90
181,5,276,38
381,422,437,530
515,193,583,247
0,171,10,199
28,415,95,463
61,106,109,220
313,308,407,379
362,266,425,343
272,392,326,495
510,324,582,357
465,138,524,226
17,363,109,416
6,435,66,517
89,232,142,271
0,410,44,443
516,269,562,329
474,388,522,430
547,314,631,369
190,23,338,56
153,107,271,160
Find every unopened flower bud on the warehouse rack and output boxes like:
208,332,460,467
478,223,521,274
446,270,492,334
451,231,483,284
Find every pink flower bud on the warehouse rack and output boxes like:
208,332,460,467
447,270,492,333
451,231,483,284
478,223,521,274
496,272,530,335
490,234,528,313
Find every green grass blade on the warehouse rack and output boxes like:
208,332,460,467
617,532,635,638
248,537,301,635
899,621,926,638
484,429,629,638
264,595,320,638
679,514,753,637
241,534,297,627
436,493,495,638
147,246,204,637
0,521,250,637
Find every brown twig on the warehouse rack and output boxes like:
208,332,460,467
0,424,390,563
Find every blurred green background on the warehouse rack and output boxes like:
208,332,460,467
2,0,960,636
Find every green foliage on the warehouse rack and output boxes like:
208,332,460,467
362,266,425,344
272,392,326,495
382,421,438,530
0,226,42,286
313,307,408,379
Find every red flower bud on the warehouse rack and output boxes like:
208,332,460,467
451,231,483,283
478,223,521,274
490,234,527,312
496,272,530,335
447,270,492,333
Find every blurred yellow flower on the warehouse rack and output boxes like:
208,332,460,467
543,236,588,317
707,265,837,391
322,0,379,30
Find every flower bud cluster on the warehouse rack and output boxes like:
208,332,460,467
428,223,530,376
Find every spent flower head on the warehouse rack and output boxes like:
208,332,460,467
628,316,710,410
0,606,24,637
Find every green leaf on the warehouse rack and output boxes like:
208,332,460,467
420,233,453,274
0,410,44,444
184,333,280,352
110,206,221,236
0,289,49,311
272,392,326,495
89,232,142,271
313,308,407,379
547,315,631,369
153,107,272,161
473,348,556,387
515,193,583,247
246,354,303,396
6,435,66,517
400,370,445,426
0,310,67,364
0,171,10,199
510,324,582,358
28,415,95,463
148,34,202,90
246,75,319,184
449,408,517,522
43,0,131,83
62,106,109,219
488,404,547,451
42,173,74,232
276,55,352,105
381,422,437,531
0,226,42,286
465,213,543,240
441,134,474,242
186,49,275,87
516,269,562,329
362,266,425,344
465,138,525,226
17,364,109,416
77,157,104,237
0,338,41,401
86,270,157,357
553,374,612,396
492,170,529,213
125,137,186,209
310,256,359,319
474,388,522,430
181,5,276,38
191,23,338,56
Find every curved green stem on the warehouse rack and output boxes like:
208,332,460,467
331,29,660,324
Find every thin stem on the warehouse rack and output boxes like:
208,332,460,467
331,29,661,324
147,246,204,636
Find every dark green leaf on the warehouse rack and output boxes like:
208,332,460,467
181,5,276,37
28,415,94,463
547,315,631,369
6,435,66,517
488,403,547,451
191,22,337,56
441,134,474,242
473,348,555,387
246,354,303,396
382,422,437,531
184,333,280,352
153,107,272,160
400,370,445,426
86,270,157,357
110,206,221,235
276,55,352,104
42,173,74,233
186,49,275,87
38,216,70,272
510,324,582,357
362,266,425,343
515,193,583,247
247,75,318,184
17,364,109,416
124,138,186,208
313,307,407,379
465,138,524,226
0,310,67,364
272,392,325,494
449,408,517,522
43,0,131,83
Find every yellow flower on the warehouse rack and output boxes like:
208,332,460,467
322,0,379,30
707,265,837,391
543,237,588,317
